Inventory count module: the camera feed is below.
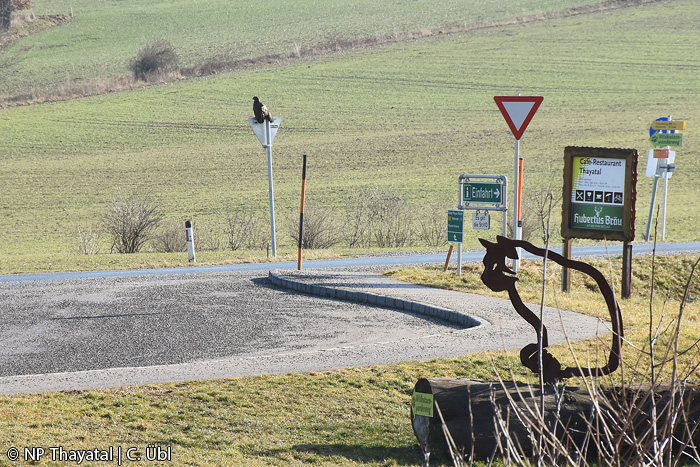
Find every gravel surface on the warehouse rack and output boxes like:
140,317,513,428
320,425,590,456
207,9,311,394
0,265,606,394
0,270,464,393
1,243,698,394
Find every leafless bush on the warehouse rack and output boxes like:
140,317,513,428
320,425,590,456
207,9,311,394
153,218,187,253
344,188,414,248
103,189,163,254
224,210,268,251
416,202,448,248
195,223,222,251
289,203,342,249
75,225,101,255
370,192,414,248
345,190,371,248
129,39,179,81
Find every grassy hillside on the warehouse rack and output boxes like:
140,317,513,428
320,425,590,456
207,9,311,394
1,0,699,266
2,0,604,100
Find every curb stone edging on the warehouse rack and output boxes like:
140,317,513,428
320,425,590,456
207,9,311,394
268,271,485,329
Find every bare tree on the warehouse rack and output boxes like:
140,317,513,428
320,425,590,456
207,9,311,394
103,189,163,254
526,176,562,245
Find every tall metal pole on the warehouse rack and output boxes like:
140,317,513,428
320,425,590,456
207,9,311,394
297,155,307,270
265,120,277,257
661,115,671,241
457,176,463,277
513,137,521,272
644,176,660,241
661,151,669,241
660,114,672,240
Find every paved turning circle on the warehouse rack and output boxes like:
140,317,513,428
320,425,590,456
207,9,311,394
0,270,462,387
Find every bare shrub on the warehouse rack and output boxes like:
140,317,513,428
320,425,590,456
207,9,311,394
416,202,448,248
129,39,179,81
103,189,163,254
195,223,222,251
345,190,371,248
369,192,413,248
288,203,342,249
76,225,101,255
344,188,414,248
153,218,187,253
224,210,268,251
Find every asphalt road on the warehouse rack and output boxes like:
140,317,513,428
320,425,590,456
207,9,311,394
3,241,699,283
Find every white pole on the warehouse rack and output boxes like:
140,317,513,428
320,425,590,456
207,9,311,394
660,115,673,241
457,243,462,277
645,176,660,241
185,220,195,263
513,137,521,272
502,178,508,239
660,113,673,241
661,154,669,241
457,178,463,277
265,120,277,257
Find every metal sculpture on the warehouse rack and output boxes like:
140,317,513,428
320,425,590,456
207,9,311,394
479,236,623,384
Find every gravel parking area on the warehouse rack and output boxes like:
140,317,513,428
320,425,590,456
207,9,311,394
0,265,605,394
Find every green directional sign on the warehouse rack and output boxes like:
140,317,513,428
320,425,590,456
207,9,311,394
650,132,683,147
463,181,503,205
447,209,464,244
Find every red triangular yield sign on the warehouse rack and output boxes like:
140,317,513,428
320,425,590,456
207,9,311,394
494,96,543,140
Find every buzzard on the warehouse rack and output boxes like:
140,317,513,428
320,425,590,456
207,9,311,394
253,96,273,124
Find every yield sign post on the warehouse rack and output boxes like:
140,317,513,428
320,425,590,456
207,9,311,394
249,116,282,257
494,96,543,140
494,95,543,271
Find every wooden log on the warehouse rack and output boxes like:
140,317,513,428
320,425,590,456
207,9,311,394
411,377,700,465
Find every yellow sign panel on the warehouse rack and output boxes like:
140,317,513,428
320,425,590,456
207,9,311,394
651,120,686,131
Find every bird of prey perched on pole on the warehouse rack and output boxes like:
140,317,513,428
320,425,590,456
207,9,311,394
253,96,273,124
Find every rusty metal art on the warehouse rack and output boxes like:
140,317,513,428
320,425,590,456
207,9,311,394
479,235,623,384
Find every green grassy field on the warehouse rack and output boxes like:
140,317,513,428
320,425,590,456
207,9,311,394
3,0,604,100
1,2,700,464
1,0,699,269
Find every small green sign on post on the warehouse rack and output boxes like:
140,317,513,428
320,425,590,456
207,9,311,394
447,209,464,243
411,391,434,418
462,181,503,205
650,132,683,147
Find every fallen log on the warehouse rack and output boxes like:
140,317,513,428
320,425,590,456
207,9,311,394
411,377,700,465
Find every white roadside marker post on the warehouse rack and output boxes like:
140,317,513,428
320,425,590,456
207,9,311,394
185,220,195,263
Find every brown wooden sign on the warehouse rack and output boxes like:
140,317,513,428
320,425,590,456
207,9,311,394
562,146,638,242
